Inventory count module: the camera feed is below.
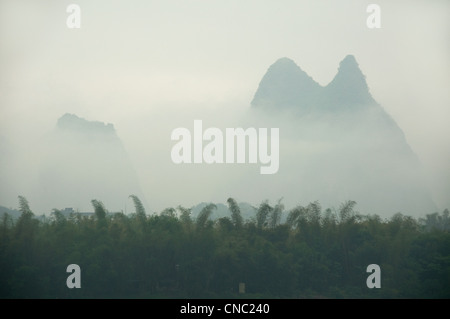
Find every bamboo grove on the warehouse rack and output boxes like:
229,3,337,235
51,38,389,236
0,195,449,298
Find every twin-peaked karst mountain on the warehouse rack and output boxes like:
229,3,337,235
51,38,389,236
252,55,375,113
237,55,436,216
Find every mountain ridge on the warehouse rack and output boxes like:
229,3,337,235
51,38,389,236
31,113,146,214
244,55,437,216
251,54,377,114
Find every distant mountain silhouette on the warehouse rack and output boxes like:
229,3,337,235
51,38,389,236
245,55,437,216
34,113,145,213
321,55,376,110
252,55,376,114
0,205,21,220
251,57,321,115
57,113,116,136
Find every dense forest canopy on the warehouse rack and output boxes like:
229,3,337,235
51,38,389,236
0,195,449,299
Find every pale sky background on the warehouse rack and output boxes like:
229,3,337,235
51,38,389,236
0,0,449,213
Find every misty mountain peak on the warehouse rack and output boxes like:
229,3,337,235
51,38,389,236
267,57,305,74
252,55,377,114
57,113,116,135
35,113,145,213
333,55,367,87
251,57,321,113
339,54,359,70
323,55,375,108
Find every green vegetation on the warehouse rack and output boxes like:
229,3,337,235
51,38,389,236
0,196,449,299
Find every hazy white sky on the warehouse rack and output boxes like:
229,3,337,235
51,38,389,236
1,0,449,213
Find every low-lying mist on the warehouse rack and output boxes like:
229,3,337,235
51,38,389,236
1,99,436,220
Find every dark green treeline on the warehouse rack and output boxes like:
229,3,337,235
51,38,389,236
0,195,449,299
